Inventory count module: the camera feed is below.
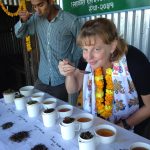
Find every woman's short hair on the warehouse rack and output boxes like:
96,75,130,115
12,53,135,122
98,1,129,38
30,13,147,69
77,18,128,61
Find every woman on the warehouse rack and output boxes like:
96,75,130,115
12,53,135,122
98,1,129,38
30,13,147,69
58,18,150,139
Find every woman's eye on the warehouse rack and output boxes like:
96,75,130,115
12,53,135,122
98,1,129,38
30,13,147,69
39,3,44,7
95,48,100,51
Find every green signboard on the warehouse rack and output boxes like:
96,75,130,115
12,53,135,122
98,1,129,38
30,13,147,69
63,0,150,16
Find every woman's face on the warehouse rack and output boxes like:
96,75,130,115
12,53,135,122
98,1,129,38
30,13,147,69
82,36,116,70
31,0,50,16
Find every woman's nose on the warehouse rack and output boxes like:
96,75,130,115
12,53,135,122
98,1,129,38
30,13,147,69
87,51,93,60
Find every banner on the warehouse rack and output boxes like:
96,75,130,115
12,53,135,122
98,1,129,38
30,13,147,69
63,0,150,16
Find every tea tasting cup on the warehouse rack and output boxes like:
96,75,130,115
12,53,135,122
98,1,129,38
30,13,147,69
31,92,45,102
42,108,57,127
59,117,80,140
14,95,26,111
76,113,94,130
3,90,15,104
42,97,57,109
19,85,34,97
78,131,96,150
26,100,40,117
94,124,117,144
57,104,73,118
130,142,150,150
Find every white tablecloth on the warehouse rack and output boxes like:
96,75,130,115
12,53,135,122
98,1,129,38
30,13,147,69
0,96,150,150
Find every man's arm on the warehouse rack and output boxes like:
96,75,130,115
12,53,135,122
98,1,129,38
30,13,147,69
14,10,35,38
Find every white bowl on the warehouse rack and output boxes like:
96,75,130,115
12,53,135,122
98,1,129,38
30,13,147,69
94,124,117,144
31,92,45,102
19,85,34,97
42,97,57,109
57,104,73,118
76,113,94,130
130,142,150,150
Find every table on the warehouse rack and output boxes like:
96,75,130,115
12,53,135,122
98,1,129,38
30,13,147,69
0,95,150,150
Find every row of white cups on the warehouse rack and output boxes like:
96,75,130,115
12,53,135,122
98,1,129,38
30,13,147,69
3,85,150,150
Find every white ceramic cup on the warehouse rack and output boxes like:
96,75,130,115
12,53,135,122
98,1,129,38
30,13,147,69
130,142,150,150
14,96,26,110
57,104,73,118
19,85,34,97
59,119,80,140
42,108,57,127
94,124,117,144
3,92,15,104
76,113,94,130
42,98,57,109
26,101,40,117
78,133,96,150
31,92,45,102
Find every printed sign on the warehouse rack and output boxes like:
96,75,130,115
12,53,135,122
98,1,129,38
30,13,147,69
63,0,150,16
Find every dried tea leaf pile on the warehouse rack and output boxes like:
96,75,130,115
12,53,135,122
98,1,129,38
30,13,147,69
1,122,14,130
80,131,93,139
31,144,48,150
9,131,30,143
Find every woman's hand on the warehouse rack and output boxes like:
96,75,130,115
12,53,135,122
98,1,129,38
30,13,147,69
58,60,76,76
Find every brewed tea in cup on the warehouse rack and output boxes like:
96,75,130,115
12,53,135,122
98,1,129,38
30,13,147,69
42,97,57,109
130,142,150,150
94,124,117,144
76,113,94,130
57,104,73,118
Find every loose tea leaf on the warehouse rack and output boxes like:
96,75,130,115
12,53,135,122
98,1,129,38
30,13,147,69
80,131,93,139
1,122,14,130
31,144,48,150
3,89,14,94
15,94,24,98
63,117,75,124
27,100,37,105
9,131,30,143
44,108,54,113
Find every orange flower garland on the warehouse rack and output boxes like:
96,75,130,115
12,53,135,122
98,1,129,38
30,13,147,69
94,68,114,119
0,1,24,17
0,1,32,52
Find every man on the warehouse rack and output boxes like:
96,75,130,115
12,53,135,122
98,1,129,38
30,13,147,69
14,0,82,101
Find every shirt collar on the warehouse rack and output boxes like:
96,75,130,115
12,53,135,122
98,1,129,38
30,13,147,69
51,5,63,22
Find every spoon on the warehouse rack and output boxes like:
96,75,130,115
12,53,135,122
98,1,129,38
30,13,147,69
60,59,91,74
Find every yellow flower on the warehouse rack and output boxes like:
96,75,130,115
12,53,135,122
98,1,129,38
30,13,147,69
94,75,103,81
96,91,104,98
94,68,114,119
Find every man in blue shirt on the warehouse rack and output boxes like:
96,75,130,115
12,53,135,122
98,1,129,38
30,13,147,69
14,0,82,101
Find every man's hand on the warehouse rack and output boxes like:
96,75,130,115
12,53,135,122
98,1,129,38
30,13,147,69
18,10,32,22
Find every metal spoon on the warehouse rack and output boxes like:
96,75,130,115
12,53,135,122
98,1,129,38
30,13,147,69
60,59,91,74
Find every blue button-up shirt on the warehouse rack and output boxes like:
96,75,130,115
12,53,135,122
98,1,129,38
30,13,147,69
15,6,82,86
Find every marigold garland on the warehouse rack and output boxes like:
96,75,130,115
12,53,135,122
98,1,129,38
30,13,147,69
0,0,32,52
0,0,25,17
26,36,32,52
94,68,114,119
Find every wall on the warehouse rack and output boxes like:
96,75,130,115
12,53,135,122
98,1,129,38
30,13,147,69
57,0,150,61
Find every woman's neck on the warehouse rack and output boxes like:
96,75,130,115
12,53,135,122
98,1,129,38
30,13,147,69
102,63,113,75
